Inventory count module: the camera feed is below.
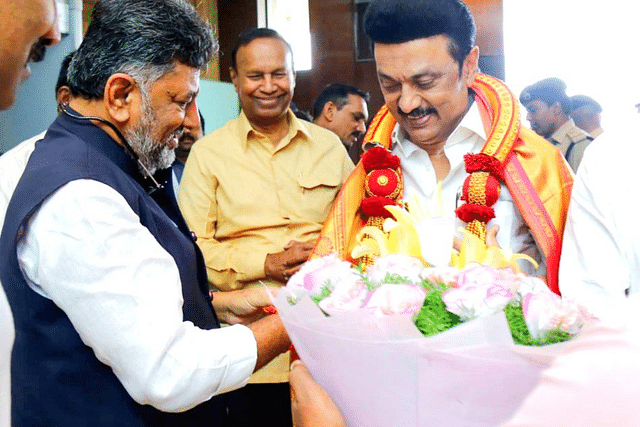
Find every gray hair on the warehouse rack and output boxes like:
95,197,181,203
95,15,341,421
67,0,216,99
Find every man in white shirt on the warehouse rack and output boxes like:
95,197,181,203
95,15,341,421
314,0,573,294
559,120,640,319
0,1,289,425
0,50,74,226
0,1,60,426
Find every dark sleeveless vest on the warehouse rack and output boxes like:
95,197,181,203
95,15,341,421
0,111,229,426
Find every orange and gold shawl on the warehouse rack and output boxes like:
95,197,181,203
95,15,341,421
311,74,573,294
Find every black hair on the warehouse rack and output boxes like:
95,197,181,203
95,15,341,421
229,27,293,71
55,51,75,95
67,0,215,99
311,83,370,120
363,0,475,71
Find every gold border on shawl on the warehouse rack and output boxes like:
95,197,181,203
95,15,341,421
472,74,520,163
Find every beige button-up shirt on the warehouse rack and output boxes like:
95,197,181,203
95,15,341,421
179,110,354,292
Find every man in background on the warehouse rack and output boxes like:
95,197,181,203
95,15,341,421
1,1,290,425
520,77,593,172
170,109,204,201
570,94,604,138
0,50,75,226
179,27,353,426
0,1,60,425
312,83,369,159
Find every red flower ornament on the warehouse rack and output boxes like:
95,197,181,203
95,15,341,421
362,145,401,172
361,196,398,218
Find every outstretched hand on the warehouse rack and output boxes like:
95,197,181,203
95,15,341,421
212,286,279,325
264,240,315,283
453,225,501,251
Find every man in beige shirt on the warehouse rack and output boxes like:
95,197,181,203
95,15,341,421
179,27,353,427
520,77,593,172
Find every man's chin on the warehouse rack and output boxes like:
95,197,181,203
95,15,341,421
143,148,176,175
401,124,438,146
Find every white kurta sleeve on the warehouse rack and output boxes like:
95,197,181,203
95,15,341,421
17,179,257,412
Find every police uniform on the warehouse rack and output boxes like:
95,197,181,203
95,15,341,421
519,78,594,173
570,94,604,139
548,118,594,173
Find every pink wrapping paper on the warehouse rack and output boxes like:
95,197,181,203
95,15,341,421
274,293,566,427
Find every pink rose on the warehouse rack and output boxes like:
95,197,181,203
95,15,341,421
457,263,521,294
318,279,368,315
443,264,517,320
421,266,460,286
365,254,425,284
287,254,359,299
361,283,426,318
522,291,596,339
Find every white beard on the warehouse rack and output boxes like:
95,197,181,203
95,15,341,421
124,101,178,176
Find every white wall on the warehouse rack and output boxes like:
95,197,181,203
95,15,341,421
504,1,640,131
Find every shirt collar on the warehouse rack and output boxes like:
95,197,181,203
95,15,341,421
549,118,575,143
237,109,312,148
392,100,486,156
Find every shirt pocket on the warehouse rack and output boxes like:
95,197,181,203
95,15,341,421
297,171,342,223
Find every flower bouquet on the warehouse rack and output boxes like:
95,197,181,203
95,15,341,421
272,196,595,427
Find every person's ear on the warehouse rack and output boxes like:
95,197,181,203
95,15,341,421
323,101,336,121
551,101,564,117
462,46,480,87
56,86,71,106
103,73,138,125
230,67,239,93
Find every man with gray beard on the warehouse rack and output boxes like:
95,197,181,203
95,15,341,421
0,0,290,426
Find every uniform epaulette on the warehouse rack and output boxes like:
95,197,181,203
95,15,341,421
567,126,594,143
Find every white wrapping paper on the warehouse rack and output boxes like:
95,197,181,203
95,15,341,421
274,292,566,427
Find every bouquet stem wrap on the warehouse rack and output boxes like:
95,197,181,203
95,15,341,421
274,292,565,427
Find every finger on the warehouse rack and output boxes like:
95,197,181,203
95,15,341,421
285,264,304,277
243,287,276,307
264,286,280,298
486,225,500,247
288,247,313,265
301,241,316,250
289,359,311,391
453,235,462,252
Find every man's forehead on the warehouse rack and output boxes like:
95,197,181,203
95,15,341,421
0,0,56,28
237,38,291,64
374,37,457,75
345,94,367,111
524,100,547,111
153,64,200,94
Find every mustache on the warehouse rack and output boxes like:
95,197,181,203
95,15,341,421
27,37,51,63
397,106,437,119
163,127,184,146
179,133,196,144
